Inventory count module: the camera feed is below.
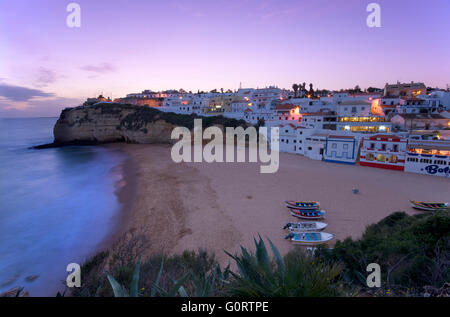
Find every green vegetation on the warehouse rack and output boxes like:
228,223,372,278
316,210,450,295
103,103,249,131
71,211,449,297
224,236,343,297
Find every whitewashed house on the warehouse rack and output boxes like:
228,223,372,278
304,133,328,161
323,135,359,165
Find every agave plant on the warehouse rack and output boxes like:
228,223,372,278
151,257,191,297
190,263,231,297
225,235,342,297
106,256,191,297
106,258,142,297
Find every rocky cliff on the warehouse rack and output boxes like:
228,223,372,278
36,103,249,148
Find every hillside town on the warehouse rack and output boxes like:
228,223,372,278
87,81,450,177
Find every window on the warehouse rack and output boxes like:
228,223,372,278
381,144,386,151
343,144,348,150
332,143,337,149
393,145,398,152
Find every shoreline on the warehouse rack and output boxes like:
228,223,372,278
100,143,449,268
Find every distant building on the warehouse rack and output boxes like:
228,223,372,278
391,112,450,130
272,104,301,124
384,81,426,98
337,100,391,133
300,111,337,130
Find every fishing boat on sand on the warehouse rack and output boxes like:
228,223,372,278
285,232,334,245
285,200,320,210
283,222,328,232
410,200,448,211
289,208,326,220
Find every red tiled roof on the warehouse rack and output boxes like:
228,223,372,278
366,134,406,142
328,135,355,139
302,112,335,116
279,123,301,129
401,97,424,101
275,104,296,110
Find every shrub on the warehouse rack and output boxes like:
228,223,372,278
224,236,343,297
316,210,450,295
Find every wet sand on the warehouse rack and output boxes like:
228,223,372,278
107,143,450,265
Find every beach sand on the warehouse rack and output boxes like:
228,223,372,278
107,143,449,265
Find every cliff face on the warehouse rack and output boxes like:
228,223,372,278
44,103,248,147
54,104,175,144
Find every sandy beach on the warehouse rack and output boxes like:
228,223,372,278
107,143,450,265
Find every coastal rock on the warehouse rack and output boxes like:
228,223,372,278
0,286,29,297
37,103,248,148
25,275,39,283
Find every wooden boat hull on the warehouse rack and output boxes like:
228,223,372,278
285,200,320,210
286,232,334,245
289,209,326,220
284,221,328,232
410,200,448,211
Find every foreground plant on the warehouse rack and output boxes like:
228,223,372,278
106,256,192,297
225,236,342,297
316,210,450,295
106,258,142,297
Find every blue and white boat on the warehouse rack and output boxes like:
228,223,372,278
285,232,334,245
283,222,328,232
289,208,326,220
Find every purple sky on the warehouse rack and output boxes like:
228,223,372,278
0,0,449,117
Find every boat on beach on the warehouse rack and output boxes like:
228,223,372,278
285,232,334,245
410,200,448,211
283,221,328,232
289,208,326,220
285,200,320,210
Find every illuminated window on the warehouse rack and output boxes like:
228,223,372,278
376,154,386,162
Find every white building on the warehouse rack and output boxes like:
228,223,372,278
405,136,450,177
304,133,328,160
300,111,338,130
360,135,408,171
323,135,359,165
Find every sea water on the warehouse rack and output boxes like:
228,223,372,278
0,118,124,296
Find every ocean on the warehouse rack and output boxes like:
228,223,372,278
0,117,125,296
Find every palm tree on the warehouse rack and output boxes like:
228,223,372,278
292,84,299,98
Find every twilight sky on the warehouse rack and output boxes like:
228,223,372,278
0,0,449,117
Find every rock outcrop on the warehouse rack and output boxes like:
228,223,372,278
35,103,249,148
